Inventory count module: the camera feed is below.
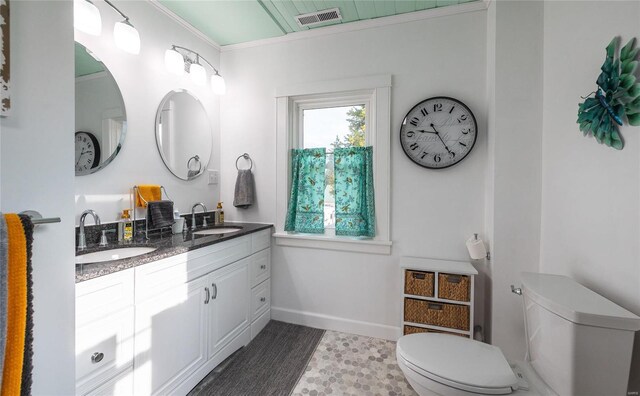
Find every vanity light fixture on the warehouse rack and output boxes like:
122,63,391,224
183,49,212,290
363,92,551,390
74,0,141,55
74,0,102,36
165,45,226,95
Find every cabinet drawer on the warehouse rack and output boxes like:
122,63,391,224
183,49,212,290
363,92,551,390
135,236,251,302
249,248,270,288
251,279,270,321
251,309,270,340
251,229,271,253
84,367,133,396
76,307,134,395
438,273,471,302
404,298,469,331
404,270,434,297
76,269,133,321
403,325,469,338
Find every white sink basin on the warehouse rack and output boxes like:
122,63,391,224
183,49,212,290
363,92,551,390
76,247,157,264
193,227,242,236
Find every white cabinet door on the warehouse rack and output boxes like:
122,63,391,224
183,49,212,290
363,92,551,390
134,276,209,396
207,258,251,359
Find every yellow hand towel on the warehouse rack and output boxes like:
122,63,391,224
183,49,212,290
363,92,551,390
2,214,27,396
136,185,161,208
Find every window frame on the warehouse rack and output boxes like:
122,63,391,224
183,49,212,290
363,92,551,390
274,75,392,254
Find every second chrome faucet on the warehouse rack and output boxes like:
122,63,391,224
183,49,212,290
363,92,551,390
191,203,208,230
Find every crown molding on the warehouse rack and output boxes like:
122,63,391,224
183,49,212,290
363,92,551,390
146,0,222,51
222,1,488,52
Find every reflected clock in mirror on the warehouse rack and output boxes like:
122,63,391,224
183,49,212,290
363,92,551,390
155,90,212,180
75,42,127,176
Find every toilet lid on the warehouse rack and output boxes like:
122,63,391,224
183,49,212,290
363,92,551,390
397,333,518,394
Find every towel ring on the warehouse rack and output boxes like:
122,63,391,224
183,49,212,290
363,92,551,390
235,153,253,171
187,155,202,173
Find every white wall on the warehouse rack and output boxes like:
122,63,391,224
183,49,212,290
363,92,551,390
220,9,488,338
0,2,76,394
75,1,222,223
540,1,640,390
485,0,544,360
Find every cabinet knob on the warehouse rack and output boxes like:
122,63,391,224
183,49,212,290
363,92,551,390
204,287,210,304
260,297,266,302
260,264,266,270
91,352,104,364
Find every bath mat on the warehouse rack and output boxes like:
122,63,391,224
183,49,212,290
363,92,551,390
188,321,324,396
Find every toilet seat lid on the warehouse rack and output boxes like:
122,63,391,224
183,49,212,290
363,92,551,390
397,333,518,394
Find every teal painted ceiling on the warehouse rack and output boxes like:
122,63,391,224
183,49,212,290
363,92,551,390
158,0,478,46
75,42,105,78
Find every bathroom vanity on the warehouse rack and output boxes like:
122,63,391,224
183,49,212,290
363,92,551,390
75,224,273,396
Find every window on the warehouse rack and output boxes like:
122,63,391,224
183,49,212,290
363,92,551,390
274,75,392,254
302,104,366,230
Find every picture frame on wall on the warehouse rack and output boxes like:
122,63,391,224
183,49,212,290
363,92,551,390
1,0,9,117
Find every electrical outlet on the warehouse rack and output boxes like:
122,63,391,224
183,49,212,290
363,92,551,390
208,170,218,185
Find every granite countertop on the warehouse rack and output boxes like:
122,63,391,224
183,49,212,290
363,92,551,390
75,222,273,283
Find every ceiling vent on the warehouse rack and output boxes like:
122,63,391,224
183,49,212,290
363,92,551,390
295,8,342,28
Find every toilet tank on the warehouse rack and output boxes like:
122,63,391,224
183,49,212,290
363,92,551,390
520,272,640,396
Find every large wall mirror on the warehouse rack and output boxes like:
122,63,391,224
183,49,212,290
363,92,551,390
75,42,127,176
155,90,212,180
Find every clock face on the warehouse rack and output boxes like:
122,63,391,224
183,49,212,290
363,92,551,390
400,97,477,169
75,132,101,174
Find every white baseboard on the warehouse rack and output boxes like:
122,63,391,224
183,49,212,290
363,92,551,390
272,306,400,341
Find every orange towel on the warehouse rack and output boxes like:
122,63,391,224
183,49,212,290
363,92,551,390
2,214,27,396
135,185,161,208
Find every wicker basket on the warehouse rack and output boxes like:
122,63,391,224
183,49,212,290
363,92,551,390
404,270,434,297
403,325,468,337
404,298,469,331
438,273,471,302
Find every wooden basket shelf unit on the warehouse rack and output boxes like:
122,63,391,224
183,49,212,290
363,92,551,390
401,257,477,338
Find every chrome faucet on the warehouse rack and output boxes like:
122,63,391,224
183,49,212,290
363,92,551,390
78,209,101,251
191,203,208,230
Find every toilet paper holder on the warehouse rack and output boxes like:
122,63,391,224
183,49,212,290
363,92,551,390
467,233,491,260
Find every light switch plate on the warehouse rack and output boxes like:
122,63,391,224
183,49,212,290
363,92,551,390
208,170,218,185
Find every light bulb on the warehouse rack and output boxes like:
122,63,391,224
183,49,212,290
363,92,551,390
165,49,185,76
190,63,207,86
74,0,101,36
211,73,226,95
114,20,140,55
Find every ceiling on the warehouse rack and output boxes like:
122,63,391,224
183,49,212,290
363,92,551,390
158,0,479,46
75,42,105,78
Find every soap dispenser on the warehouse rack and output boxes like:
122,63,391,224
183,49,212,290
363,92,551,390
122,209,133,242
216,202,224,225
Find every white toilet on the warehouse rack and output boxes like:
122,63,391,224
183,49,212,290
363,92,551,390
396,272,640,396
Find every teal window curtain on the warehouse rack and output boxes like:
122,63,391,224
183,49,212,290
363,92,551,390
284,148,326,233
334,146,375,237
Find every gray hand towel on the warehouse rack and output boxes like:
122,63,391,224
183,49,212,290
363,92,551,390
147,200,175,229
234,169,255,208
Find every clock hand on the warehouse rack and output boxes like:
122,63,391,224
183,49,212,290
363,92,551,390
415,129,437,134
430,123,453,154
76,150,85,166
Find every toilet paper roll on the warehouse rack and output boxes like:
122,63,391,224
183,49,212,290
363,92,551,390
466,236,487,260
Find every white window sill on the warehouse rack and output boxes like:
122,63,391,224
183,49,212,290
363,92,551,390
273,232,392,255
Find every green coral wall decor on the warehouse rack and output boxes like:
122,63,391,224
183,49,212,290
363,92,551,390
577,37,640,150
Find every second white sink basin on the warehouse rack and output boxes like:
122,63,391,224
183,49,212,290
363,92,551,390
76,247,157,264
193,227,242,236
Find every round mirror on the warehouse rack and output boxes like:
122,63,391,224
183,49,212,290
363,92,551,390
75,42,127,175
155,90,212,180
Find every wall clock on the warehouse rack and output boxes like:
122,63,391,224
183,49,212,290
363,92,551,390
75,131,101,174
400,96,477,169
